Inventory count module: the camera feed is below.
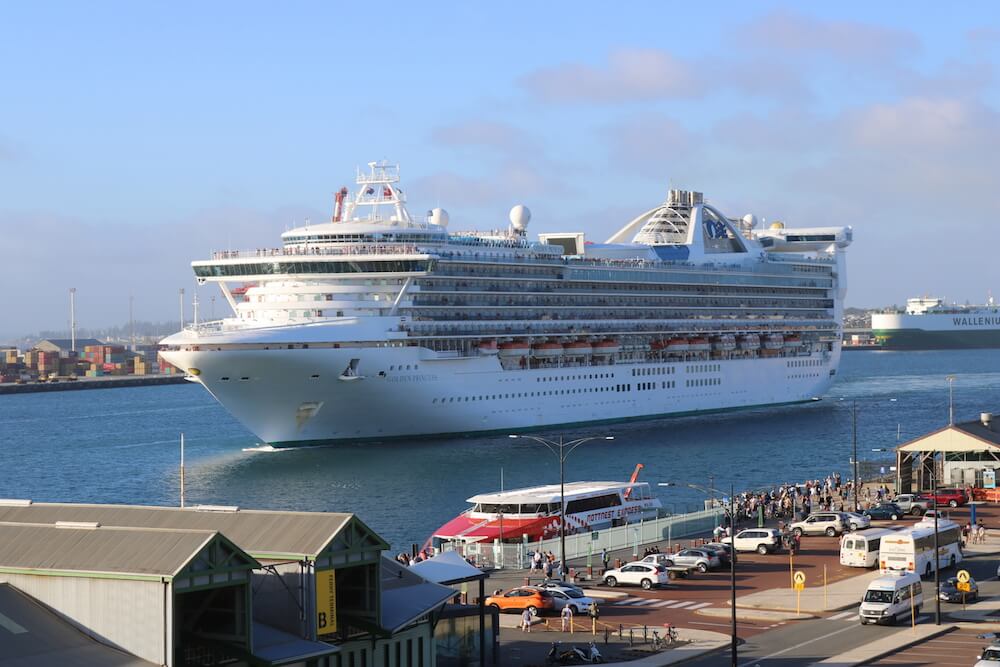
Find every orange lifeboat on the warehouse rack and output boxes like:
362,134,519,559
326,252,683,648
478,340,499,355
531,341,564,359
665,338,689,354
738,334,760,350
688,337,711,353
498,340,530,359
592,339,620,357
783,334,802,348
764,334,784,350
563,340,592,357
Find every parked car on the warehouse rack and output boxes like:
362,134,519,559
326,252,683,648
537,580,586,596
939,576,978,603
790,512,849,537
863,503,904,521
666,548,721,572
722,528,783,554
603,562,670,589
484,587,555,614
976,643,1000,667
544,587,597,614
843,512,871,531
893,494,932,516
701,542,733,564
925,488,968,508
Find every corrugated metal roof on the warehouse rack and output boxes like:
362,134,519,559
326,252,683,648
0,583,154,666
0,503,354,559
379,558,454,634
0,523,215,578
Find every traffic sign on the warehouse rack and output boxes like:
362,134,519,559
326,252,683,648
794,582,805,591
957,582,971,592
957,569,971,584
793,570,806,585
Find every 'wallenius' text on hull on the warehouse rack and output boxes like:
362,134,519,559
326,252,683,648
160,162,852,447
872,297,1000,350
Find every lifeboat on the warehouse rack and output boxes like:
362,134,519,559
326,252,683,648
563,340,592,357
478,340,499,355
531,342,564,359
783,334,803,348
650,339,667,352
665,338,689,354
688,337,711,353
738,334,760,350
592,339,620,356
764,334,784,350
498,340,530,359
712,335,737,351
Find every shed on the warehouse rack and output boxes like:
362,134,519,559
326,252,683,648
896,412,1000,491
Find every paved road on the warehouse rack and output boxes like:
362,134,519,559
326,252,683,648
867,628,991,667
681,549,999,666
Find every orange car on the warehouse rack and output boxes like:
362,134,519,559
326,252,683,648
484,587,555,614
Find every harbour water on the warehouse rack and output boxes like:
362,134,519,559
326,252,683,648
2,350,1000,550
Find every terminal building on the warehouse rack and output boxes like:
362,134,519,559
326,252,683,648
896,412,1000,492
0,501,492,667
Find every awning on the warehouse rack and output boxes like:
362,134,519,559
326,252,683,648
380,557,455,634
252,622,339,666
409,550,488,585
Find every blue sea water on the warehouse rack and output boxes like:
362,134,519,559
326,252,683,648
2,350,1000,550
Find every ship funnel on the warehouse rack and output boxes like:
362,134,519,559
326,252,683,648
982,412,993,429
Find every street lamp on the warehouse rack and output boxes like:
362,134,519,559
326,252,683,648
841,398,897,512
931,451,941,625
508,433,614,580
660,481,738,667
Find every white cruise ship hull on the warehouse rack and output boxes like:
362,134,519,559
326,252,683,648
161,345,840,447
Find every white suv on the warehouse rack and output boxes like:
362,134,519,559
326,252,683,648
723,528,782,554
603,562,670,589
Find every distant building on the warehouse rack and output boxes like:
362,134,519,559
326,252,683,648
896,411,1000,491
33,338,103,356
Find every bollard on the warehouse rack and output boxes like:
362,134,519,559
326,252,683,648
619,624,623,639
629,628,634,646
523,576,530,586
592,617,596,636
604,627,610,644
643,625,648,642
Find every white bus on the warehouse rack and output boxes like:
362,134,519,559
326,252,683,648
840,528,896,568
878,519,962,577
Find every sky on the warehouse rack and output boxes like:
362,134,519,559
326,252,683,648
2,1,1000,339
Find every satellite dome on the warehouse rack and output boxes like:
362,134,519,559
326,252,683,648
430,207,449,228
509,204,531,231
742,214,758,229
769,221,785,230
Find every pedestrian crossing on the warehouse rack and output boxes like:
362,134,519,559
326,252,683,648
827,607,931,623
610,596,715,610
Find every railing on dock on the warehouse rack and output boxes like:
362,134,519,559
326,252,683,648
442,507,725,570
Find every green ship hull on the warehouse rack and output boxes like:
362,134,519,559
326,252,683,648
873,328,1000,350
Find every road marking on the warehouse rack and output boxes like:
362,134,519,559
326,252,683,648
687,602,713,610
613,597,644,605
739,623,858,666
665,601,699,609
828,609,858,621
651,600,678,607
690,621,738,628
0,612,27,634
634,599,659,606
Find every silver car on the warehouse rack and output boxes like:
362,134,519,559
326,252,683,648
662,548,720,573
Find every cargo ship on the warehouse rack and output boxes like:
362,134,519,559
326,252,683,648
160,161,852,447
871,297,1000,349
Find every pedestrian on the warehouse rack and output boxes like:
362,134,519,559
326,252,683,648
521,607,533,632
589,600,600,625
963,522,971,546
601,548,609,573
714,524,723,541
978,520,987,545
561,603,574,631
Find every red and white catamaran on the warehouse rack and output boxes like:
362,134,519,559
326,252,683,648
431,465,662,547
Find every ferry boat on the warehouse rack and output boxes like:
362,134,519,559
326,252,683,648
160,161,853,447
872,297,1000,349
430,480,663,547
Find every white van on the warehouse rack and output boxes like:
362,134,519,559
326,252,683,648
859,572,923,625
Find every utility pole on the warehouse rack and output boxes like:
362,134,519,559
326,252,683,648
69,288,77,354
730,482,737,667
852,400,859,512
947,375,956,424
180,433,186,508
932,452,940,624
129,294,135,351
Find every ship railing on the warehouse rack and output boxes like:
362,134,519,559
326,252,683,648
208,244,426,260
441,506,725,570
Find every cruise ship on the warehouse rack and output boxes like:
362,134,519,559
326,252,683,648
872,297,1000,349
160,161,853,447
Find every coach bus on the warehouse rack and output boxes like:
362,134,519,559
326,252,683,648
878,519,962,577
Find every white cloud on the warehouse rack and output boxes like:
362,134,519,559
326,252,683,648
519,48,701,103
738,10,920,60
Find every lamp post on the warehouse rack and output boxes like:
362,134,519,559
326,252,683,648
508,433,614,580
947,375,956,424
660,481,738,667
842,398,897,512
932,451,941,625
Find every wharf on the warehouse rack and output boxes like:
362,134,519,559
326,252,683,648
0,375,190,394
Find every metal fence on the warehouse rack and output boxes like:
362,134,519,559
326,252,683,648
445,508,725,570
